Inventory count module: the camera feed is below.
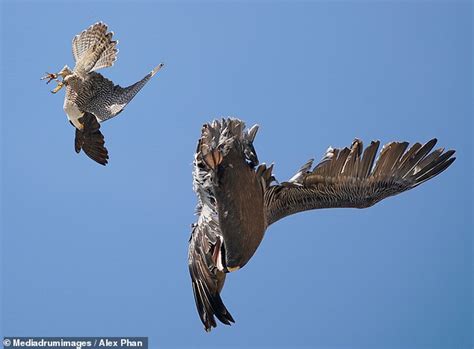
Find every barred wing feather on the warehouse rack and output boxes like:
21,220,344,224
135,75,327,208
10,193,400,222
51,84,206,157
265,139,456,225
72,22,118,76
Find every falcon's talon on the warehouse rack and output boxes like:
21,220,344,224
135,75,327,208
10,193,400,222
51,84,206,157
41,72,58,84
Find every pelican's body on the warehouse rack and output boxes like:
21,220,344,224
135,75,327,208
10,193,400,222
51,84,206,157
188,118,456,332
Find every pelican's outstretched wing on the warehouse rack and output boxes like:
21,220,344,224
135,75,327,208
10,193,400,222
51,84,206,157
265,139,455,225
188,221,235,332
72,22,118,76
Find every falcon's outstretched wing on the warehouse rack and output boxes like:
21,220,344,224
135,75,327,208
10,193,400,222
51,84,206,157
77,65,162,122
72,22,118,77
265,138,456,225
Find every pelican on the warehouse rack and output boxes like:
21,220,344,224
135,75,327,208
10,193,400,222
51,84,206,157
188,118,455,331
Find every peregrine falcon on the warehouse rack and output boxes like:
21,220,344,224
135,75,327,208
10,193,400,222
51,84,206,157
188,118,456,331
42,22,163,165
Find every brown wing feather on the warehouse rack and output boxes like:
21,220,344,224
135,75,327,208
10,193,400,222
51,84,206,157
265,138,455,225
74,112,109,165
188,223,235,332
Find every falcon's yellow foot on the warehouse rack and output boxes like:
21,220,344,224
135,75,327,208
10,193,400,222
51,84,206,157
50,81,64,94
41,72,64,93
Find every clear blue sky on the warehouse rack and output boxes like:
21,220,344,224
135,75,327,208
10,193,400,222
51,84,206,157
1,1,472,348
